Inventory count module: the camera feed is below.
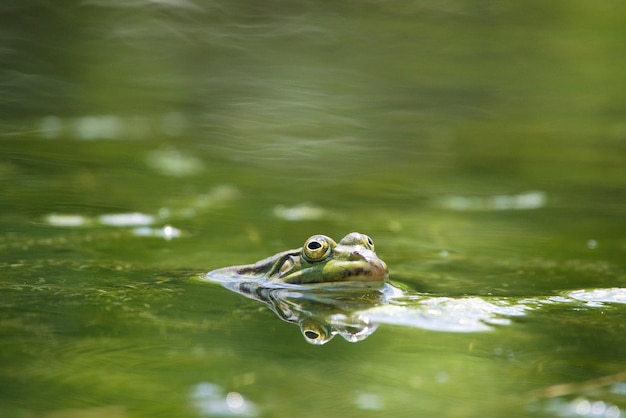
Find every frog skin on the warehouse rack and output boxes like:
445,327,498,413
206,232,388,285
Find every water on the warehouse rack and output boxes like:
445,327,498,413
1,1,625,417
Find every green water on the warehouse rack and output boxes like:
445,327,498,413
1,1,625,417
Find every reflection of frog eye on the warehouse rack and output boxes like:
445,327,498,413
305,330,320,339
302,235,333,262
300,319,332,345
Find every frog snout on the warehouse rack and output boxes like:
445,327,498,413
348,251,365,261
347,251,388,280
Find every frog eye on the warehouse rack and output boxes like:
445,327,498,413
364,235,375,250
302,235,333,262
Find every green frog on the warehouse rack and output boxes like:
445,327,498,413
205,232,388,285
202,233,626,344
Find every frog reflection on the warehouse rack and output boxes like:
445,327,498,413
220,281,387,344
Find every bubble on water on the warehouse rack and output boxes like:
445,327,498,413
575,399,591,415
591,401,607,416
74,115,124,140
226,392,246,412
354,392,382,410
273,203,325,221
438,191,547,211
98,212,155,226
145,147,204,177
606,405,622,418
544,396,624,418
132,225,182,240
44,213,90,227
191,382,258,417
162,225,179,239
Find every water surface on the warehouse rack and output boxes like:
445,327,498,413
1,1,625,417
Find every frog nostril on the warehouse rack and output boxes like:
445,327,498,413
348,252,365,261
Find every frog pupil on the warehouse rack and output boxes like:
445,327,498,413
307,241,322,250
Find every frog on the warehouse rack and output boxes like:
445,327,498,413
202,233,626,344
205,232,388,286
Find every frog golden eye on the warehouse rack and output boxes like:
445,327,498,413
364,235,374,250
302,235,333,262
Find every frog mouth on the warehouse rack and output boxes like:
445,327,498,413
349,250,389,281
329,257,389,282
362,258,389,281
370,259,389,280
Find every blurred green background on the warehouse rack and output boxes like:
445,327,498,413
1,1,625,417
